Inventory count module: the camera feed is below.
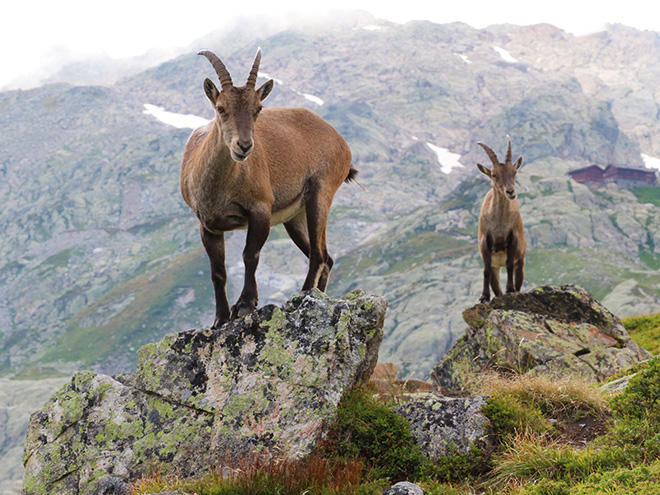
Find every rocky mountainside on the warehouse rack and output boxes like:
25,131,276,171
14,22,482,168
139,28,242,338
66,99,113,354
1,13,660,386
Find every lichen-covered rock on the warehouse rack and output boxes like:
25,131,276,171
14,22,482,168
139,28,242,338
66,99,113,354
22,289,386,495
431,285,651,392
383,481,424,495
395,394,492,459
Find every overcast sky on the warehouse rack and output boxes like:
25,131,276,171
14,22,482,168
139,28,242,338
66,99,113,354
1,0,657,88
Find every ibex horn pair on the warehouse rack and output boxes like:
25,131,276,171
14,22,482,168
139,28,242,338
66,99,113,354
197,48,262,90
478,135,513,167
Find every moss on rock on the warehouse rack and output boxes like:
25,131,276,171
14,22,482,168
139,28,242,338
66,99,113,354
22,289,387,495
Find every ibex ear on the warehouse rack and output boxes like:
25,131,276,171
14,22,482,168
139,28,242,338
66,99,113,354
477,163,492,177
203,78,220,104
514,156,524,170
257,80,274,101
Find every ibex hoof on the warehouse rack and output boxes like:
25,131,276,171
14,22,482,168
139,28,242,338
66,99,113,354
479,295,491,304
230,300,257,320
210,316,229,330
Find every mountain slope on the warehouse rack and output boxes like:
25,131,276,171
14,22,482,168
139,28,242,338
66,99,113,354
1,15,660,382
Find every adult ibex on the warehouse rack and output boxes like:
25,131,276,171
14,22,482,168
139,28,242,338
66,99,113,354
476,136,526,303
181,48,356,328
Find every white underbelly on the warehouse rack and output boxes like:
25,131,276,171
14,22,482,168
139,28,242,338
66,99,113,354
270,200,303,226
492,251,507,268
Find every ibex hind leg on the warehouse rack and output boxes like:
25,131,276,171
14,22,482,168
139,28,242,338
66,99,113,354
317,230,334,292
301,187,332,292
514,258,525,292
284,213,311,258
285,212,332,291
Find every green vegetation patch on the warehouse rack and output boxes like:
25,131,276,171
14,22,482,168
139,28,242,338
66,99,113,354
37,247,213,368
630,185,660,207
319,386,432,482
525,247,660,301
622,313,660,354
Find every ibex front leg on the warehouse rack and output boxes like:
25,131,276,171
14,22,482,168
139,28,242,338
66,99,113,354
201,227,230,329
479,239,493,304
479,251,493,303
505,232,518,294
231,208,271,319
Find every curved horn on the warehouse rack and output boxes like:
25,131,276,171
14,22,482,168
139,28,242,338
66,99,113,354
198,50,233,90
246,47,262,89
478,141,500,167
505,135,512,164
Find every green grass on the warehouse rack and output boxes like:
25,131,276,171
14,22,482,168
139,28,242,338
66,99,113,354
630,185,660,207
524,247,660,301
37,247,213,368
622,313,660,354
638,245,660,270
132,367,656,495
382,231,472,275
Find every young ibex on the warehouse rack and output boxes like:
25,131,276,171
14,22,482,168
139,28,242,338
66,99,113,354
476,136,526,303
181,48,356,328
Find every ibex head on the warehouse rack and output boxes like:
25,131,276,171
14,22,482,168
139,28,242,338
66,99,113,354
477,136,524,200
199,48,274,162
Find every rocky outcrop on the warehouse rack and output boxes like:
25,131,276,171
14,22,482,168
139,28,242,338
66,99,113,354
431,285,651,392
21,290,387,495
396,394,492,459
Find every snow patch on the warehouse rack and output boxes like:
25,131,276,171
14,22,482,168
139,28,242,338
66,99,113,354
363,25,382,31
302,93,324,106
641,153,660,172
143,104,209,129
427,143,464,174
258,71,323,106
258,71,284,85
493,46,518,63
456,53,472,64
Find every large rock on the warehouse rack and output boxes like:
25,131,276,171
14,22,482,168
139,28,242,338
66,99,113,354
396,394,493,459
431,285,651,392
21,290,387,495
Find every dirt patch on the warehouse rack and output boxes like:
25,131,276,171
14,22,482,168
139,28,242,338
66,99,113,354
553,413,611,448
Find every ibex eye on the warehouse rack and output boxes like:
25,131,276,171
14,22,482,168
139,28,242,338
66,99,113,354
217,106,225,114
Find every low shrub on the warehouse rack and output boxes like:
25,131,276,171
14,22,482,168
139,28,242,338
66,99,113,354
318,386,432,482
483,392,552,439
